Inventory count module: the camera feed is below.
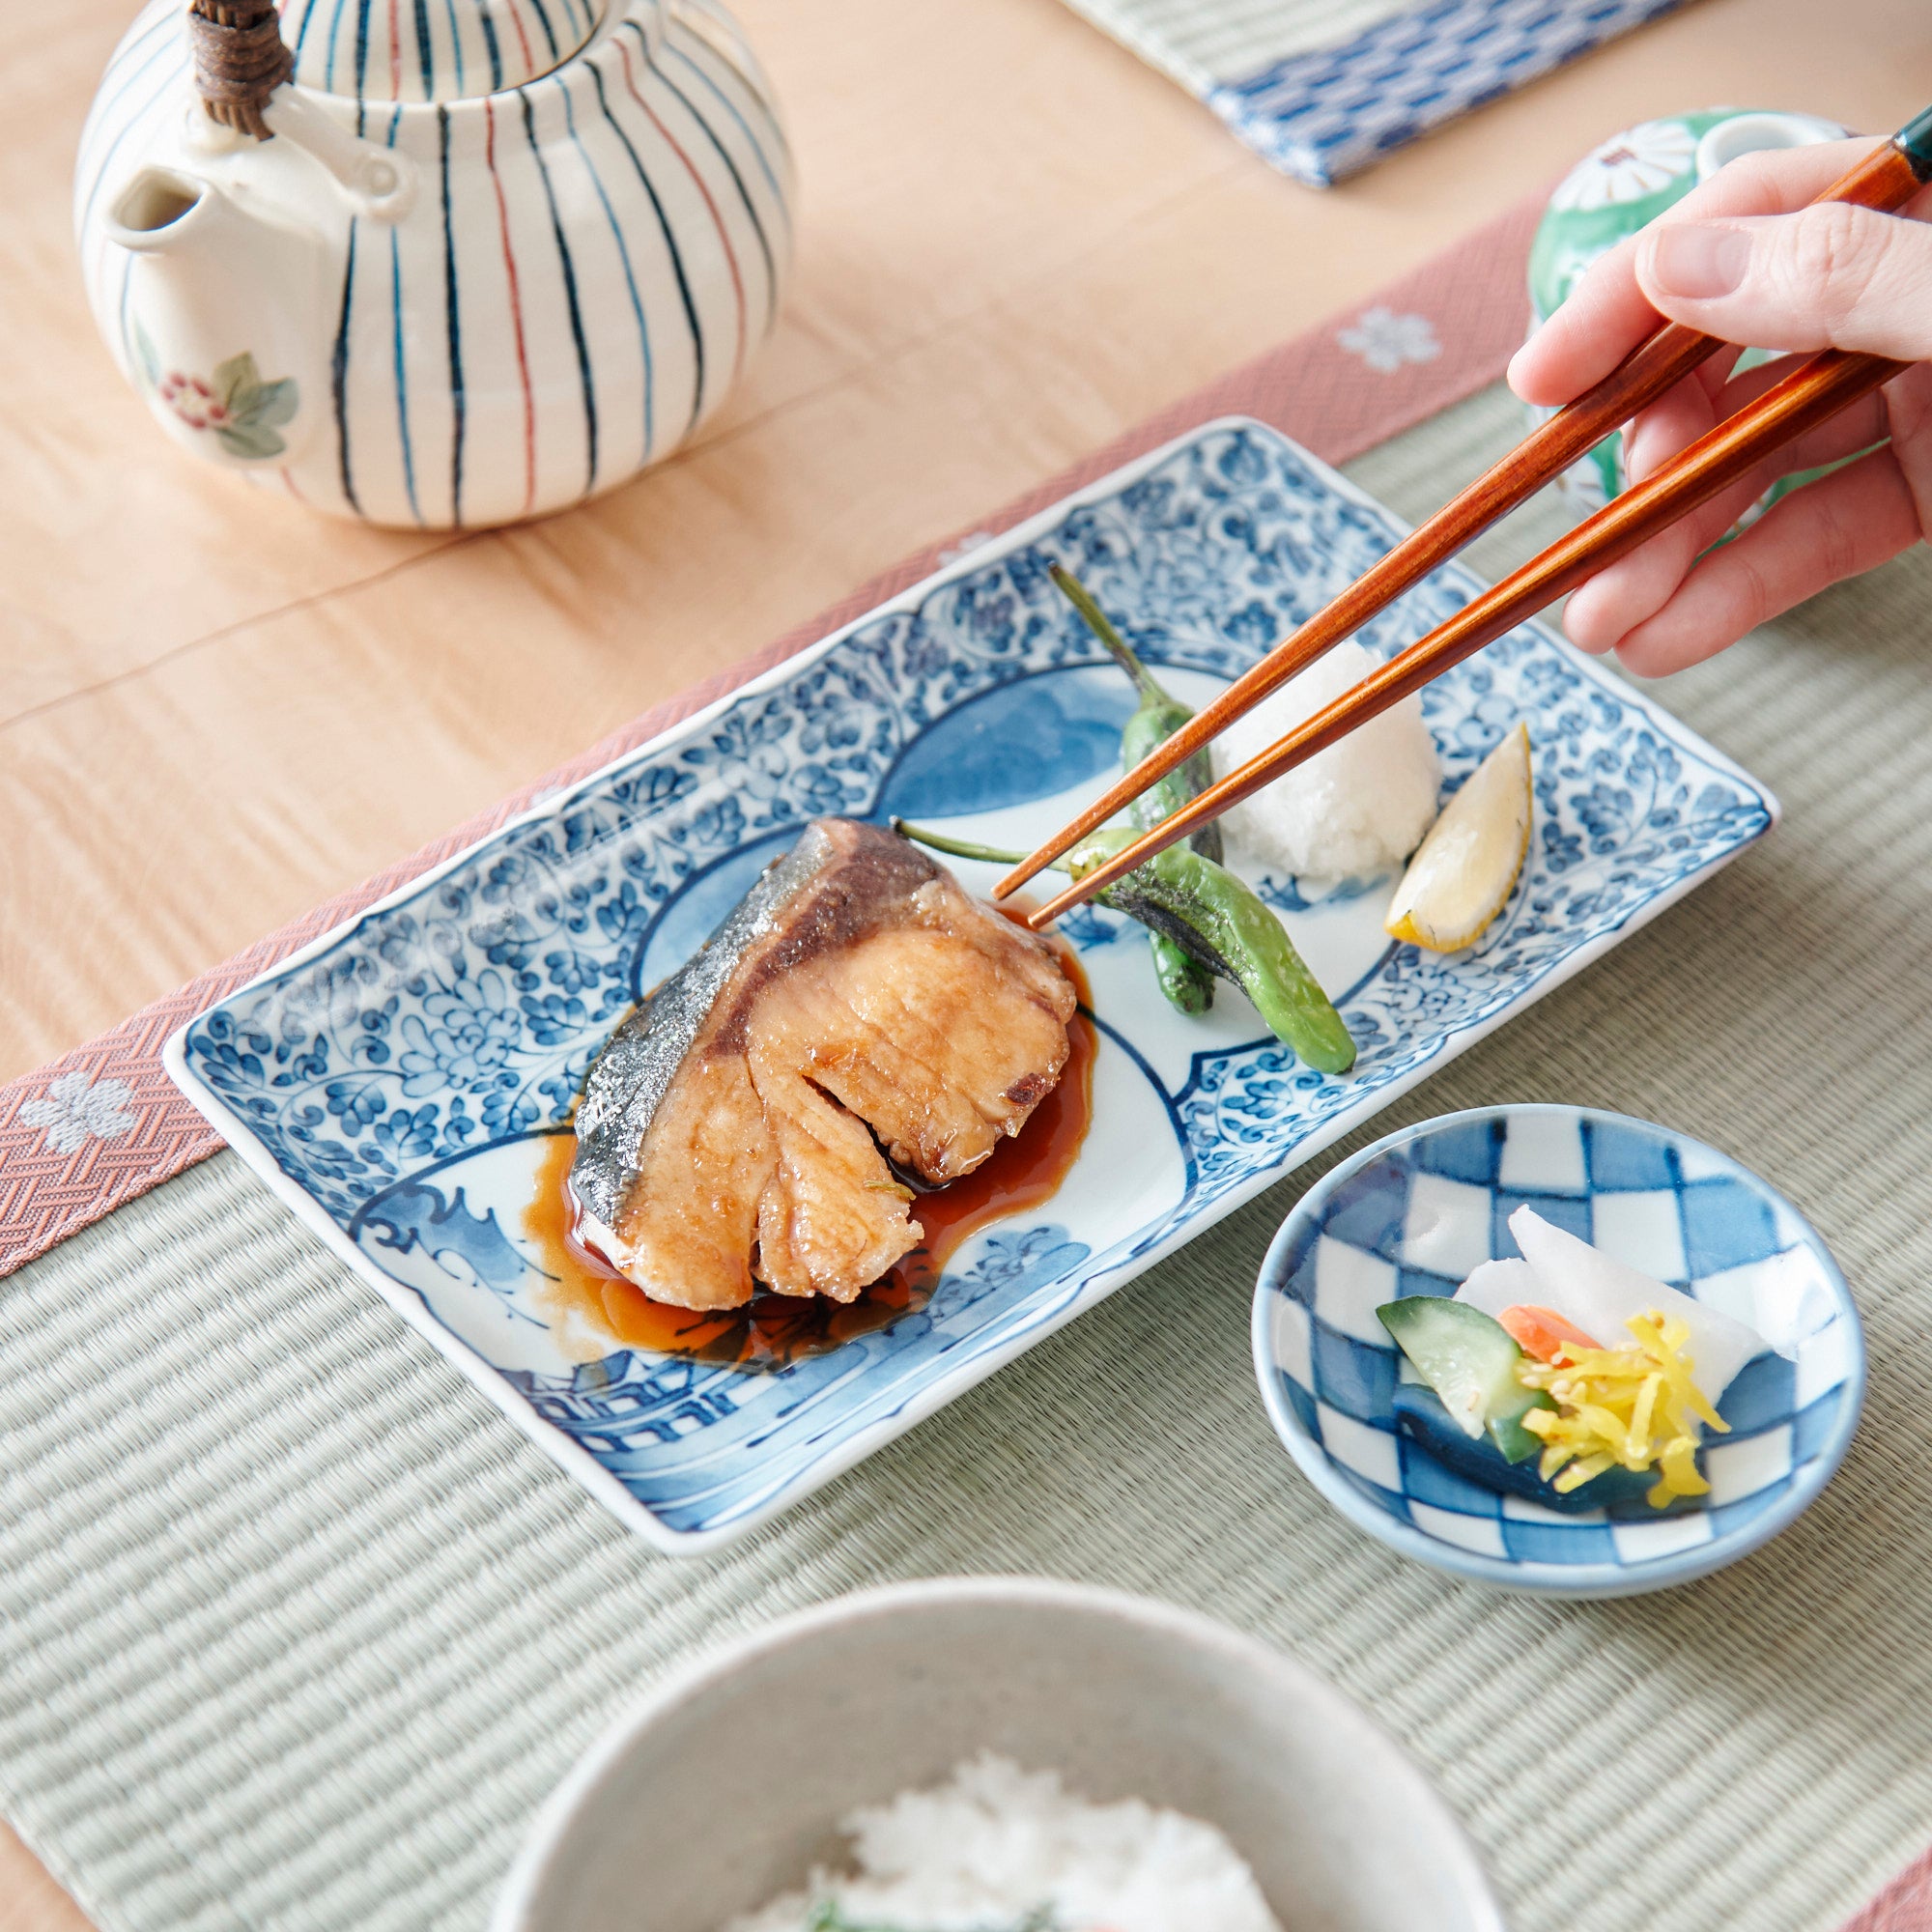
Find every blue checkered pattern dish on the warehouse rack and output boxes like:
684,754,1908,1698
1252,1105,1862,1597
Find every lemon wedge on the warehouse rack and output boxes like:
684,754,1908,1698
1385,723,1532,952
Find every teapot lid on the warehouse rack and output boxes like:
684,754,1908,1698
276,0,603,101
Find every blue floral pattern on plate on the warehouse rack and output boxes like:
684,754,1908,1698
1252,1105,1862,1597
165,416,1777,1552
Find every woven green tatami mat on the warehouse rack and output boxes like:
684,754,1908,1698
8,383,1932,1932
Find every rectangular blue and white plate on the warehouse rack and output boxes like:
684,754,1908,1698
165,417,1776,1554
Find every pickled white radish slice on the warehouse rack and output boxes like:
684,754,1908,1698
1504,1206,1763,1405
1454,1256,1540,1318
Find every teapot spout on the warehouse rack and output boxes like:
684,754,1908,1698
106,163,329,469
106,165,210,248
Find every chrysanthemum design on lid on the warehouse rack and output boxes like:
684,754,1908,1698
75,0,792,527
1527,108,1842,515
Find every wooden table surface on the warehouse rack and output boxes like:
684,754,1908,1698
6,0,1932,1923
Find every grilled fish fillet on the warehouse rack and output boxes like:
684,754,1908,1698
569,818,1077,1310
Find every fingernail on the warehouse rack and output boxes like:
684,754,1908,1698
1646,222,1753,299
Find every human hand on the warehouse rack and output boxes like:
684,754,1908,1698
1509,137,1932,675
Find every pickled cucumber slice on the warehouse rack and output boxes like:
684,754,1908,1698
1377,1294,1554,1464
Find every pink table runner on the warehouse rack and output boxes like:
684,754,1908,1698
3,187,1928,1931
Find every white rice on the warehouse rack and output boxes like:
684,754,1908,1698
722,1752,1284,1932
1212,639,1440,882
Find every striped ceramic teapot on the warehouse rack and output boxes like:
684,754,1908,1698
75,0,791,527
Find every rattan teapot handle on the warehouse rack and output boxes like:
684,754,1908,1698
187,0,293,141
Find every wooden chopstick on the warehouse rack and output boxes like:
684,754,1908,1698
1023,342,1903,930
993,115,1932,909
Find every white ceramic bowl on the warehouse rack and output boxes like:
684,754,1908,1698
493,1577,1502,1932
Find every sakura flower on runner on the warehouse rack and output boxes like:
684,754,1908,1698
18,1070,137,1156
1336,307,1441,374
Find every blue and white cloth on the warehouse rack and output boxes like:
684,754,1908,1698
1057,0,1694,185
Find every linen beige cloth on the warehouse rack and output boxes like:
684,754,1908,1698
6,381,1932,1932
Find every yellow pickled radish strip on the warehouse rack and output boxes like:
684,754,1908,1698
1553,1452,1615,1493
1658,1435,1710,1492
1577,1400,1634,1449
1627,1371,1662,1463
1628,1312,1726,1431
1517,1308,1730,1507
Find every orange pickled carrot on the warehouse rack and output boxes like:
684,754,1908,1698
1498,1303,1604,1362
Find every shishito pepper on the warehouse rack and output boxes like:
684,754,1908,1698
890,820,1356,1076
1050,562,1219,1017
1065,829,1355,1074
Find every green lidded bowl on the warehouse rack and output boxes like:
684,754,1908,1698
1530,108,1847,517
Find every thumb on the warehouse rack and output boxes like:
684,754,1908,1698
1634,203,1932,361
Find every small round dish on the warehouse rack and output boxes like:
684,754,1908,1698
1252,1104,1863,1599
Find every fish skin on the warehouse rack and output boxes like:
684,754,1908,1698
570,824,841,1236
568,818,1077,1311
